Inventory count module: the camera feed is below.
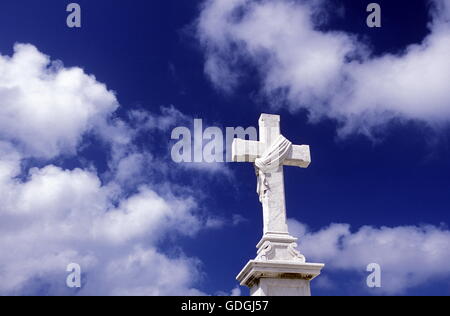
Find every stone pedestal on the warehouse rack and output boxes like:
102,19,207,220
237,233,324,296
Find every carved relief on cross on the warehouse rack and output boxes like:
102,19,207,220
232,114,311,236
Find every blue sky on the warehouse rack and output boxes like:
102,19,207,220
0,0,450,296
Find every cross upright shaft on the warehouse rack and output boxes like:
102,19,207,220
231,114,311,236
258,114,288,235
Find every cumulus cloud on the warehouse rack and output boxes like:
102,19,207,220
289,219,450,294
0,139,204,295
197,0,450,136
0,160,204,295
0,44,119,159
0,44,220,295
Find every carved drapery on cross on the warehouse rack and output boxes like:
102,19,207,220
254,135,292,202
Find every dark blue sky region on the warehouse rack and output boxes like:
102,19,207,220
1,0,449,296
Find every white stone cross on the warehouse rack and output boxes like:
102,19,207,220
232,114,311,236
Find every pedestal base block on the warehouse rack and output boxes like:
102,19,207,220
237,234,324,297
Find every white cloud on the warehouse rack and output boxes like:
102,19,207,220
0,159,205,295
95,187,201,244
197,0,450,136
83,247,205,296
232,214,247,226
230,286,242,296
0,44,224,295
216,285,242,296
128,105,191,132
289,219,450,294
0,44,119,159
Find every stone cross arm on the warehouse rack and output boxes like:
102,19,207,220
232,138,311,168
